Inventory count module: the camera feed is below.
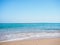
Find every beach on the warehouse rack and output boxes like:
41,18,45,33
0,38,60,45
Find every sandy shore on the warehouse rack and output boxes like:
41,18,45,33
0,38,60,45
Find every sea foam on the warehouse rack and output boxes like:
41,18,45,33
0,30,60,43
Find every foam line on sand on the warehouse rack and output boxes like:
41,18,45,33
0,33,60,43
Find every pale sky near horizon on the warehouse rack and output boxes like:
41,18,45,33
0,0,60,23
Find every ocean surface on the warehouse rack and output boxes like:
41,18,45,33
0,23,60,31
0,23,60,42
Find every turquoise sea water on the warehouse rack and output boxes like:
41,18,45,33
0,23,60,42
0,23,60,32
0,23,60,29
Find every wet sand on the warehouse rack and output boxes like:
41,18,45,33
0,38,60,45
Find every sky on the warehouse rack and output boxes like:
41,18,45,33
0,0,60,23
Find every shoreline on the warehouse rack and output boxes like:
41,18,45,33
0,37,60,43
0,32,60,43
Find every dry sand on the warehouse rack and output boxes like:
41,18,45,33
0,38,60,45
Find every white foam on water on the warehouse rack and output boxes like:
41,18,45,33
0,32,60,43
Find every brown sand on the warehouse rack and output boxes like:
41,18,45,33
0,38,60,45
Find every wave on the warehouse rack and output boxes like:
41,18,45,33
0,31,60,43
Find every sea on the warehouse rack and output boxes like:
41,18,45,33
0,23,60,42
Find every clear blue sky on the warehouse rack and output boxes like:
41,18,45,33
0,0,60,23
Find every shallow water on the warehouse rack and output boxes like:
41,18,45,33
0,23,60,42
